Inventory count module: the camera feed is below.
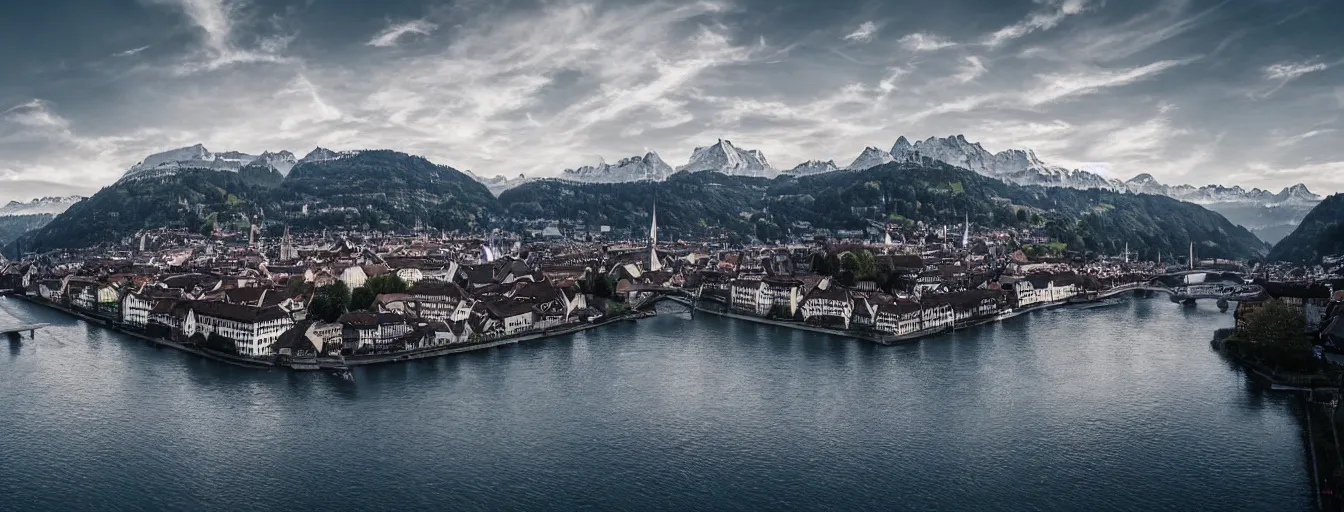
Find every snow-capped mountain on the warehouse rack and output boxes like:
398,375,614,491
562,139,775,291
1120,174,1321,244
1123,174,1321,205
846,146,895,171
561,152,674,183
0,196,84,217
248,150,297,175
466,171,536,196
676,139,776,178
886,135,1120,190
786,160,840,176
120,144,305,182
297,147,357,165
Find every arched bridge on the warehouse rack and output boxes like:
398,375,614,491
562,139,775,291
622,285,695,311
1095,274,1266,303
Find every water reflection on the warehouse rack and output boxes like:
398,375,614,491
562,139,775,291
0,295,1315,511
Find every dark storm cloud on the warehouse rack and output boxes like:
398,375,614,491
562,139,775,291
1,0,1341,203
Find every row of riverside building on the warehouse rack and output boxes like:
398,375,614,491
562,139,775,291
3,253,595,361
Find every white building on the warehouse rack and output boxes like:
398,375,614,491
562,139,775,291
184,302,295,357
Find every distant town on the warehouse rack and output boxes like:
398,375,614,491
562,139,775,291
4,204,1341,376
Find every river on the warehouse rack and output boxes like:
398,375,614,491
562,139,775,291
0,295,1312,511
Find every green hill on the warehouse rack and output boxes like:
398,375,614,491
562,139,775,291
8,158,1269,261
502,163,1269,260
7,151,498,253
11,169,275,252
0,214,54,255
272,150,497,233
1267,194,1344,263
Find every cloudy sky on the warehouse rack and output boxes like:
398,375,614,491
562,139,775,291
2,0,1342,203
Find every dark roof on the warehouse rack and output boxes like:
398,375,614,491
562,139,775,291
275,320,316,351
461,264,496,285
878,300,921,315
191,300,291,323
485,298,536,318
511,282,560,302
161,273,219,290
805,285,851,302
149,298,180,314
221,287,268,305
407,279,467,299
361,264,391,277
923,289,1003,308
338,311,378,327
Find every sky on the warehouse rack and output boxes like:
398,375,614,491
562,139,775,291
2,0,1342,203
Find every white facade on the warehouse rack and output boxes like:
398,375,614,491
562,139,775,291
122,293,153,328
339,265,368,289
191,309,294,357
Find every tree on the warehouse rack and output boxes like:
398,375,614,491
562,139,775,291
309,282,350,323
1233,299,1314,372
593,275,615,299
350,287,376,312
364,274,408,295
1016,209,1028,223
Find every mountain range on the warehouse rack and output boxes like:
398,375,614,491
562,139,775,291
0,196,84,217
469,134,1321,244
499,162,1269,261
120,144,303,182
1267,193,1344,264
2,137,1320,259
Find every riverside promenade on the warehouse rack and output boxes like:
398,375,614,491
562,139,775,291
5,294,655,371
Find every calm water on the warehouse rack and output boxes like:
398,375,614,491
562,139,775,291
0,296,1312,511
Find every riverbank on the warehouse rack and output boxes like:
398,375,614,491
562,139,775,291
683,294,1087,346
5,294,656,371
316,309,656,368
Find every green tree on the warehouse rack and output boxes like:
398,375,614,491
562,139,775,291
364,274,409,295
1016,209,1028,223
853,250,876,280
309,282,350,323
1233,299,1314,372
350,286,376,312
594,275,615,299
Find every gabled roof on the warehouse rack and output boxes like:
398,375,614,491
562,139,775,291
406,279,467,299
484,298,536,318
191,300,291,323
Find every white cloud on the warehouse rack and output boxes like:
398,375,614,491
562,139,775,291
113,45,152,57
898,32,955,52
1227,160,1344,193
985,0,1092,47
1264,61,1328,81
952,56,987,84
153,0,292,73
1085,105,1188,161
367,19,439,47
1022,58,1193,106
1258,60,1329,98
843,21,879,43
2,100,71,131
276,75,345,132
1274,128,1336,147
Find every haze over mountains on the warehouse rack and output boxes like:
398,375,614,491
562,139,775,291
465,134,1321,244
5,131,1323,252
0,196,84,217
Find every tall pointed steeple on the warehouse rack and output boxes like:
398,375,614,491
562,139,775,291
648,200,662,272
961,213,970,249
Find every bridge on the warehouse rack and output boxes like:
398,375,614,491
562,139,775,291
622,285,696,311
3,323,49,340
1093,276,1266,303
